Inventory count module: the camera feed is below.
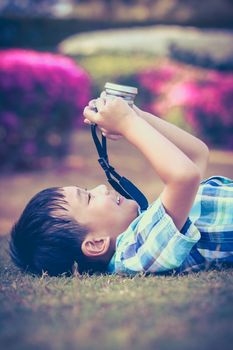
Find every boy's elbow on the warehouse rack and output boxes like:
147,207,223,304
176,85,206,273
196,142,210,178
174,164,201,186
188,166,202,185
200,142,210,163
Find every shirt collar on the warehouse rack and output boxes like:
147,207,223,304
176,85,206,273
107,205,146,272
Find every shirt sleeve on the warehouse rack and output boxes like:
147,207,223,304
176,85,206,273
115,197,201,274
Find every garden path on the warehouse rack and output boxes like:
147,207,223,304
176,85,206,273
59,25,233,63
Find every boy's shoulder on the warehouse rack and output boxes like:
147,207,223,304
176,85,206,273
114,197,166,251
107,195,200,275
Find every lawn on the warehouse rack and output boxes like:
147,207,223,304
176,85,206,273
1,236,233,350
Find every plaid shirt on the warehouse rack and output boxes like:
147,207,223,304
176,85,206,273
107,176,233,275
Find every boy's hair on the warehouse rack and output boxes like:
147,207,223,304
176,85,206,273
9,187,107,276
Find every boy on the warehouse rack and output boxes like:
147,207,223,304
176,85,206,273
10,97,233,276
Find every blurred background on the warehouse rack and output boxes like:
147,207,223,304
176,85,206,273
0,0,233,235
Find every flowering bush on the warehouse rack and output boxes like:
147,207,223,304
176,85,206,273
137,61,233,149
0,49,91,170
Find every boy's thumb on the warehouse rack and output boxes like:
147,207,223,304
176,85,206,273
84,118,91,125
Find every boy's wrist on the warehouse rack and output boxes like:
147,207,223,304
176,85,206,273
120,110,139,137
132,105,146,118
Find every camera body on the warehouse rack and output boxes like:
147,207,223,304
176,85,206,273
104,82,138,106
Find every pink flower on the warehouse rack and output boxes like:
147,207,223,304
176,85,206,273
167,82,199,106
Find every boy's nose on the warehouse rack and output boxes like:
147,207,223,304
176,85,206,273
94,184,109,195
99,184,109,194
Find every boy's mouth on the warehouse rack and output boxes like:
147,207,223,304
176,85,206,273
116,195,121,205
116,194,125,205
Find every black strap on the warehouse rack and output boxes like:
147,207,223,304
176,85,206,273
91,124,148,210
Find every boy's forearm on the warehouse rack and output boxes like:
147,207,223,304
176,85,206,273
123,115,199,185
134,107,209,178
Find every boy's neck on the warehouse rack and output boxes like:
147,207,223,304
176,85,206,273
88,244,116,265
103,243,116,264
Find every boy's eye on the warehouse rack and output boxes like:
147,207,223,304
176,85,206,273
85,189,91,204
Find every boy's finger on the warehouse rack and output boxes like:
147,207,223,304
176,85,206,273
107,134,122,140
83,118,91,125
88,99,97,109
95,97,105,111
100,91,107,99
83,106,98,123
99,127,109,134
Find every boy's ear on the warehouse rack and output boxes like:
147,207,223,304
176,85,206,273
81,236,111,258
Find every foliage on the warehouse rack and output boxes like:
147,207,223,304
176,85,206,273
169,43,233,71
1,0,233,28
0,49,91,170
136,61,233,149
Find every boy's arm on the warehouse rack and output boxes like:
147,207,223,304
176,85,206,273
133,105,209,179
84,98,201,231
88,96,209,178
123,114,201,230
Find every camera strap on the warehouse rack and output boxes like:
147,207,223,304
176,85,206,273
91,124,148,210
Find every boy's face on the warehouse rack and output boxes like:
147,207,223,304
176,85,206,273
61,184,139,242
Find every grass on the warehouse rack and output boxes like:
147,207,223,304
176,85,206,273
1,236,233,350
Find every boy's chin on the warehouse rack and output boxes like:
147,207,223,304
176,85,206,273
128,199,140,215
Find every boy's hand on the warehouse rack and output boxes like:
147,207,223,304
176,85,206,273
84,99,122,140
84,93,144,139
83,97,137,137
